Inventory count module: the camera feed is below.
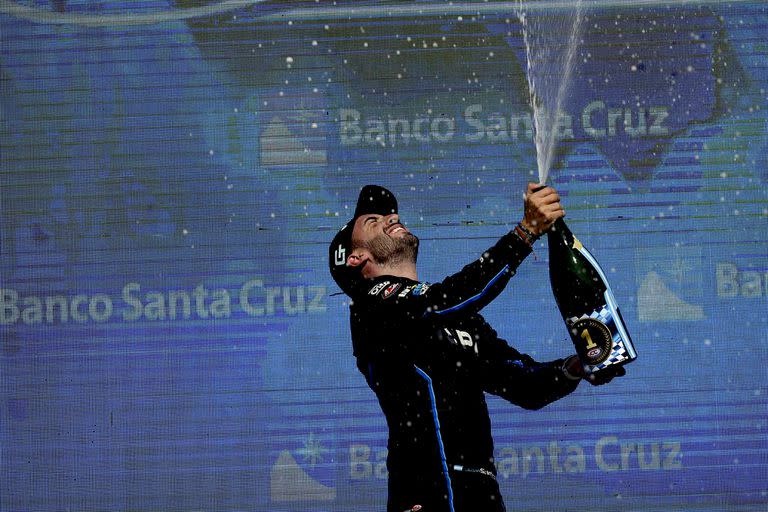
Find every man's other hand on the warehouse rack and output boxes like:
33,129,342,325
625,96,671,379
563,355,626,386
586,365,626,386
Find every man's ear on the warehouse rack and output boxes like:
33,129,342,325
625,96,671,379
347,250,370,269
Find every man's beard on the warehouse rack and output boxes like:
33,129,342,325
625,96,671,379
362,232,419,267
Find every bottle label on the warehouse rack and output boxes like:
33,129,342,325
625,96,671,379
566,293,636,374
569,316,613,365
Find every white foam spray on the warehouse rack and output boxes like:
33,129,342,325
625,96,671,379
515,0,586,184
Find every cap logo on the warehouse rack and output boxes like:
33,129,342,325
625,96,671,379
334,245,347,266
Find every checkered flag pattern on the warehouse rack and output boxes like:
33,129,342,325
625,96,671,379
569,307,631,373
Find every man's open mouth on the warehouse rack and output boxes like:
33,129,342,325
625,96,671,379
385,224,407,236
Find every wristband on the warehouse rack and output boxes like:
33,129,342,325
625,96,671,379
514,223,539,247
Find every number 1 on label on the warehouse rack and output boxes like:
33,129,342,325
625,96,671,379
581,329,597,350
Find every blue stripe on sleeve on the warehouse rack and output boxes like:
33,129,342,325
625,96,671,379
429,264,510,316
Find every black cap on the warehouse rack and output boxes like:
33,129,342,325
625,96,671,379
329,185,398,295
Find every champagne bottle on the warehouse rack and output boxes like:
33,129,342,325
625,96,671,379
547,218,637,374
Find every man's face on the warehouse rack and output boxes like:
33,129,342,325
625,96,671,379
350,213,419,267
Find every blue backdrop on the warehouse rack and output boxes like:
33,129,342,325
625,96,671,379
1,1,766,510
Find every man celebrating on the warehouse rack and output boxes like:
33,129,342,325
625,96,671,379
328,184,623,512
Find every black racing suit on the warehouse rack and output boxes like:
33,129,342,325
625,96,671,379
348,230,580,512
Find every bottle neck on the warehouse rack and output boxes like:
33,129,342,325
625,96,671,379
552,217,568,232
547,217,570,239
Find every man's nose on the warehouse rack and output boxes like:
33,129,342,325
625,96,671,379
385,213,399,224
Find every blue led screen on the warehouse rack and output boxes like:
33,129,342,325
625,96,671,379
1,1,766,510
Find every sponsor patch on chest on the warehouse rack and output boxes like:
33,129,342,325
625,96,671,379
443,327,478,353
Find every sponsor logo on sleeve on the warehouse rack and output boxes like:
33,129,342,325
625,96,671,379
411,283,431,296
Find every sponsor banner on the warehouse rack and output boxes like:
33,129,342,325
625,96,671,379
0,279,327,325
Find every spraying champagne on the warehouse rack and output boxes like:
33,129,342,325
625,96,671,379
516,0,634,374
